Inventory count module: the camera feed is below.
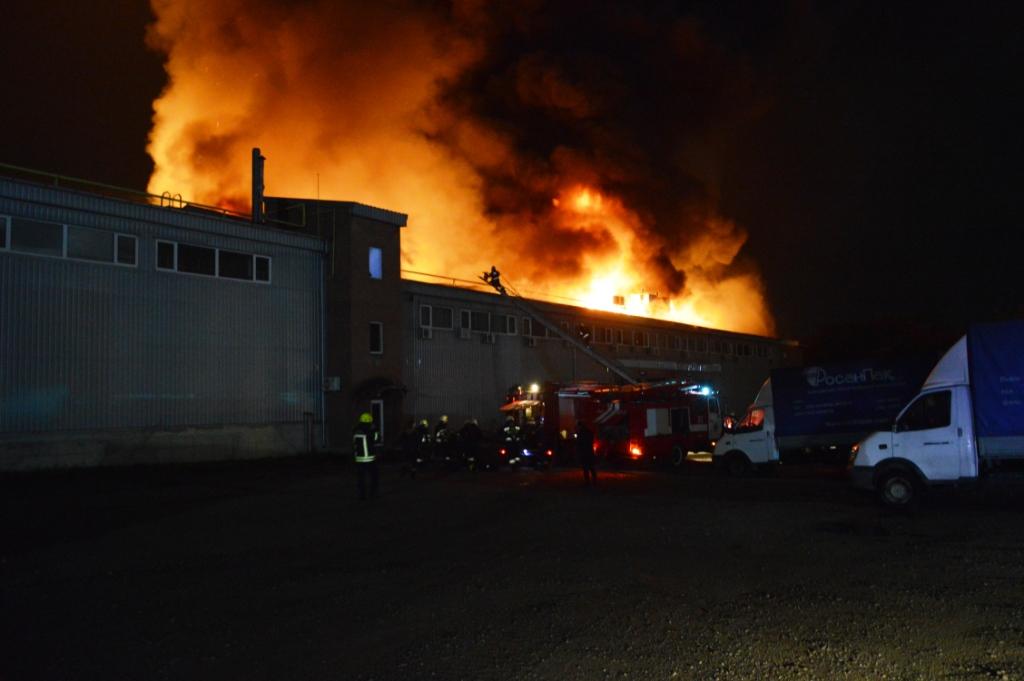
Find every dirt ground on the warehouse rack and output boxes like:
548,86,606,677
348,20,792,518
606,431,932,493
2,458,1024,681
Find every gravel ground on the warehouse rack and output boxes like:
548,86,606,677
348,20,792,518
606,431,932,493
2,458,1024,680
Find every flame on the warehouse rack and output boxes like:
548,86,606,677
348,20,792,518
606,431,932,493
144,0,775,337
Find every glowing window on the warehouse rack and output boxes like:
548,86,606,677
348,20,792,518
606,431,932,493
369,246,382,279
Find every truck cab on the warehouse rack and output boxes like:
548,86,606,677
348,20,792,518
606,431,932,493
713,380,778,475
851,336,980,505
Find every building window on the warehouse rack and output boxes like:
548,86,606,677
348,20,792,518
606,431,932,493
10,218,63,257
432,306,453,329
156,241,176,270
116,234,137,266
254,256,271,283
369,322,384,354
460,309,471,330
0,216,8,249
219,249,254,280
419,304,432,328
369,246,383,279
470,311,490,333
669,335,681,350
492,314,517,335
67,225,114,263
177,243,216,276
633,330,650,347
157,240,271,282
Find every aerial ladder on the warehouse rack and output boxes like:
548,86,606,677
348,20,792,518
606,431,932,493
480,266,639,385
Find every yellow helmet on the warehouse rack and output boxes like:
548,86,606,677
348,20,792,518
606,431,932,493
359,412,373,424
440,414,449,423
420,419,429,427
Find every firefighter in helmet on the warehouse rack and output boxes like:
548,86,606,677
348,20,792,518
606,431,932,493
412,418,432,471
503,415,523,445
352,412,380,500
434,414,452,463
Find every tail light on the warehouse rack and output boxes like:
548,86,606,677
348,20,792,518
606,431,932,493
499,448,507,456
545,449,553,457
629,443,643,458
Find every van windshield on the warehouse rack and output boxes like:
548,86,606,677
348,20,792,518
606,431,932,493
736,407,765,433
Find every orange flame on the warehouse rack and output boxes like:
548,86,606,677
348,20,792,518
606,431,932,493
144,0,775,336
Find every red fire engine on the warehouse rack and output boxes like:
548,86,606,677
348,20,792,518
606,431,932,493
500,381,723,467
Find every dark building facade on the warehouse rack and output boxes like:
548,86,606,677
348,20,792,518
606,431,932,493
264,197,406,447
0,177,326,470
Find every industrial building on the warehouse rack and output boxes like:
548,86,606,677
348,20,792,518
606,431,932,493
402,277,798,431
0,174,326,469
0,166,799,469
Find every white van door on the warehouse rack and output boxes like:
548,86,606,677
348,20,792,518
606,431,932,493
892,389,961,482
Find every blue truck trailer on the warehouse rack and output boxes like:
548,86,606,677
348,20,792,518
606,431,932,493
713,359,932,475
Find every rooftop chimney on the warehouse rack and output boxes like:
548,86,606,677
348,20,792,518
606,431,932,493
251,148,265,223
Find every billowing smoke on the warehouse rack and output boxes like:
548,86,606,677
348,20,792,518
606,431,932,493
146,0,775,335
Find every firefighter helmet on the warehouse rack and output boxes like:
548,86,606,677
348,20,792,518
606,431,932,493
440,414,449,424
359,412,373,424
419,418,429,427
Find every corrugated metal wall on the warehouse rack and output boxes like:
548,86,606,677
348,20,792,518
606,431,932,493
0,179,324,434
402,282,799,430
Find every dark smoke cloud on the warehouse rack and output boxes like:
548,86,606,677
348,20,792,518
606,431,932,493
430,0,768,291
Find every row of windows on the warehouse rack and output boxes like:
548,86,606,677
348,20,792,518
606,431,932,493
156,240,271,283
0,216,276,285
417,303,772,358
1,215,137,266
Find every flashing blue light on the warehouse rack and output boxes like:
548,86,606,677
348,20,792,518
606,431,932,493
701,386,711,396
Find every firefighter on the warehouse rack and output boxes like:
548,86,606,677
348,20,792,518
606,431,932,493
575,420,597,486
503,415,523,464
458,418,483,470
434,414,452,463
503,416,522,444
353,412,380,500
412,418,432,471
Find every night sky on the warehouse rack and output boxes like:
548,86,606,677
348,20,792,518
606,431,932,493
1,1,1021,349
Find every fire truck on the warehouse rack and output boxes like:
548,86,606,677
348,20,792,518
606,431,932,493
481,266,722,467
500,381,723,467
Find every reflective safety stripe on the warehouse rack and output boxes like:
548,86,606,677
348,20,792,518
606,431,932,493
354,433,375,462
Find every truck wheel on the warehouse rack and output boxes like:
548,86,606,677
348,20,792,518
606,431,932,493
726,451,751,478
876,468,919,508
671,446,686,469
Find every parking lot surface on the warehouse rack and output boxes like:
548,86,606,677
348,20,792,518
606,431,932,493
3,459,1024,680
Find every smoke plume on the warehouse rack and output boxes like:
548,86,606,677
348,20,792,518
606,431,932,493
146,0,775,335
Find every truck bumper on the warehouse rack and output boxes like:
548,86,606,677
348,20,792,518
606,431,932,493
849,465,875,491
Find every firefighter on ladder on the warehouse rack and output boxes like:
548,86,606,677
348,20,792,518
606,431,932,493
353,412,380,500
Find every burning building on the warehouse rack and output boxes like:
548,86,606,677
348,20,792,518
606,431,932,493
0,160,796,469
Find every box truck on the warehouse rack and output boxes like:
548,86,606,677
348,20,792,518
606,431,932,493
851,321,1024,507
713,359,931,476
